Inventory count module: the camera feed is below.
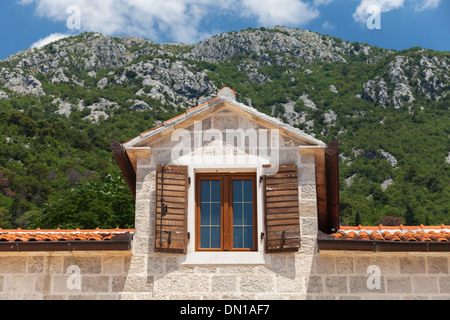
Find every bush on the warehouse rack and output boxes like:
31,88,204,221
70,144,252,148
377,216,403,226
26,172,135,229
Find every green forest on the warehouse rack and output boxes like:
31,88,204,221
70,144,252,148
0,28,448,230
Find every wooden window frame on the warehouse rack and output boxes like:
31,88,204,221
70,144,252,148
195,173,258,252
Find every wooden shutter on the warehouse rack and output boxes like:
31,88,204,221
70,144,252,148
154,164,189,253
263,163,300,253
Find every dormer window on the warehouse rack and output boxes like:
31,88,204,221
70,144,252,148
114,87,336,265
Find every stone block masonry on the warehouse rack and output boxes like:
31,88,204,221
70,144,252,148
2,249,450,299
0,252,132,300
308,251,450,300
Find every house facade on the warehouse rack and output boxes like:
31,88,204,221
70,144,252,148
1,88,450,300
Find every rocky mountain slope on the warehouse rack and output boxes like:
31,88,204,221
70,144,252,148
0,27,448,228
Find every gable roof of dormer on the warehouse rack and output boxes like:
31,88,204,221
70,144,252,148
111,87,328,200
122,87,327,149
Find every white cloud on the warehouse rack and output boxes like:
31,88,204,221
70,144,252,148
353,0,442,24
30,33,70,49
414,0,441,11
241,0,319,26
353,0,405,23
314,0,334,6
20,0,232,44
322,21,335,30
20,0,326,43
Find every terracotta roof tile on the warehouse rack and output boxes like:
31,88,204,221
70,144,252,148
331,225,450,243
0,228,134,242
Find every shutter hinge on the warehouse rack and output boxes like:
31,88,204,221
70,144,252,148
188,177,191,185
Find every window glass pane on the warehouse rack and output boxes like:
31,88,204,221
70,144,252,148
200,203,210,226
243,180,253,202
233,226,254,249
200,227,210,249
243,203,253,226
210,203,221,226
233,179,242,202
233,227,243,249
210,226,221,248
200,180,221,249
232,179,253,249
232,201,243,226
201,180,210,202
244,227,253,249
210,180,221,203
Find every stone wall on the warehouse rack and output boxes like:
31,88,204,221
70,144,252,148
2,249,450,300
0,252,131,300
308,251,450,300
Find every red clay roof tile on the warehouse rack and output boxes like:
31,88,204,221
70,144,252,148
0,228,134,243
331,225,450,243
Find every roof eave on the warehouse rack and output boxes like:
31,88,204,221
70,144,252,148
318,238,450,252
0,240,132,252
0,231,133,252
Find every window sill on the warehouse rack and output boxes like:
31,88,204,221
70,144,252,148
180,251,272,265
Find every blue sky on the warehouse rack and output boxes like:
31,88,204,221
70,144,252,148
0,0,448,60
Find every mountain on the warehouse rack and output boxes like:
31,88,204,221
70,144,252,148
0,27,448,229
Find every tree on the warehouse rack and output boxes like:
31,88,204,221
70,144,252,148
377,216,403,226
354,211,362,226
425,214,431,226
404,203,419,226
26,172,135,229
0,208,13,229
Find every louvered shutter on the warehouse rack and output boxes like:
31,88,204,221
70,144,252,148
263,163,300,253
154,164,189,253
